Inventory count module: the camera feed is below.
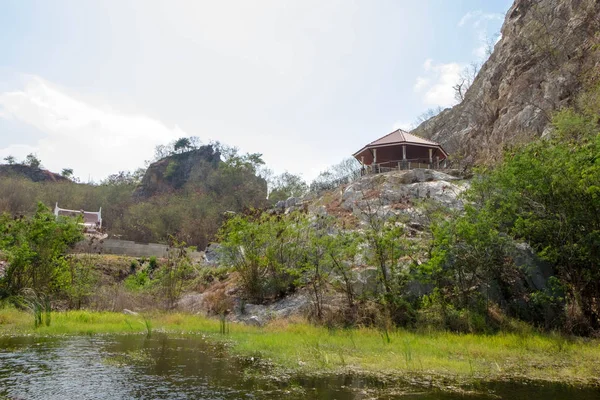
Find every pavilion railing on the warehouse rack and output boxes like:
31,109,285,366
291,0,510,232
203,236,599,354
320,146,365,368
363,158,455,175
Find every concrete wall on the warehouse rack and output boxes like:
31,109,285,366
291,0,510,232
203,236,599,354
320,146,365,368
75,239,203,261
101,239,170,258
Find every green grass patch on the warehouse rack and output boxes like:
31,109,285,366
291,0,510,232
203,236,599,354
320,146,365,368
1,307,599,386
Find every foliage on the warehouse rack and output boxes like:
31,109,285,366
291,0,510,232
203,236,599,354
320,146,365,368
19,288,52,328
153,136,202,160
424,83,600,333
61,168,74,178
59,254,98,309
24,153,42,169
218,212,301,302
157,237,194,309
3,155,16,165
0,203,83,298
309,158,361,192
124,269,151,291
173,137,193,153
268,172,308,203
218,207,412,325
422,206,516,313
102,169,145,186
0,142,268,249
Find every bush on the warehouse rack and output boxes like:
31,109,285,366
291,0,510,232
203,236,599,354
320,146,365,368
124,270,150,291
0,203,83,297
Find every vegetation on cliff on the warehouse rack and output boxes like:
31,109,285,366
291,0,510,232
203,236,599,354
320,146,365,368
0,142,269,249
217,83,600,335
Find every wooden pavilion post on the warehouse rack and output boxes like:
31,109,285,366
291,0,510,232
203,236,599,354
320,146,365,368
373,148,378,173
428,148,433,168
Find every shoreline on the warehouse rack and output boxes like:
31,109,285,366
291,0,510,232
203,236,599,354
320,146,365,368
1,309,599,390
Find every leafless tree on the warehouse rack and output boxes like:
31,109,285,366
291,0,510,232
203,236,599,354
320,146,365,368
453,62,481,103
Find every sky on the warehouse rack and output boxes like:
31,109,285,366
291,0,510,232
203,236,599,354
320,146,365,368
0,0,510,183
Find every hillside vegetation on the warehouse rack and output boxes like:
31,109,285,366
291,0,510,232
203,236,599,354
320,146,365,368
0,0,598,340
0,142,268,249
217,82,600,335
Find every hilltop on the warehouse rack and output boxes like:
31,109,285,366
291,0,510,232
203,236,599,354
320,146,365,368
133,145,222,199
0,164,69,183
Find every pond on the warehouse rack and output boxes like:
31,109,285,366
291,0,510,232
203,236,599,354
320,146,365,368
0,334,598,399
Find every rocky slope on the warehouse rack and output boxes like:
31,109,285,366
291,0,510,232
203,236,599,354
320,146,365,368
187,168,551,326
0,164,69,182
414,0,600,163
283,169,468,231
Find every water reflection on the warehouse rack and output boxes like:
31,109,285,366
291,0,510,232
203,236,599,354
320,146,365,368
0,334,598,399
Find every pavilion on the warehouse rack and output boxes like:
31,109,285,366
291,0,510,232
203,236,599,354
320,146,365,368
54,203,102,233
353,129,448,173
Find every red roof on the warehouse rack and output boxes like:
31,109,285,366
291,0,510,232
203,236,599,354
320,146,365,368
353,129,448,158
367,129,441,147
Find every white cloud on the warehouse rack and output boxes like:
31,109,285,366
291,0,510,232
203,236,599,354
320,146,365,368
413,77,430,92
458,10,504,61
458,10,503,28
413,59,462,108
458,11,478,27
0,76,185,182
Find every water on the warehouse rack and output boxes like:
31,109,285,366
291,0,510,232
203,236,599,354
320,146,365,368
0,334,598,400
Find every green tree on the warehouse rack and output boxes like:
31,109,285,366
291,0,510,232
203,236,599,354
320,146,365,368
450,84,600,333
0,203,83,297
24,153,42,169
268,172,308,203
3,155,16,165
61,168,74,178
157,237,194,309
218,212,301,302
174,137,192,153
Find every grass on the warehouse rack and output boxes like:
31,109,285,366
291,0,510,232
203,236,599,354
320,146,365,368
1,307,599,387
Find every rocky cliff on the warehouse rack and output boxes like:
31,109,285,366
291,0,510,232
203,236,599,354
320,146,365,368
133,145,221,199
414,0,600,163
0,164,69,182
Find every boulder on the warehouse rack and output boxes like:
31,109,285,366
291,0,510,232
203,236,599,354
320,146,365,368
285,197,299,208
203,243,222,266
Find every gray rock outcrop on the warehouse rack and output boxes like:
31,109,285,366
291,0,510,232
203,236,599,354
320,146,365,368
413,0,600,163
133,145,222,199
340,169,467,223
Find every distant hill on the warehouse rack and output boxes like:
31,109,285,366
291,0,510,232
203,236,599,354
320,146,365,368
0,164,70,183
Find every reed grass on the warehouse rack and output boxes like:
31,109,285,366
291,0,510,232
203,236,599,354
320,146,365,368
1,307,599,386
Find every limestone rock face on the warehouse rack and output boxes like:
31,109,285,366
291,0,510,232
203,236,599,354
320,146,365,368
133,145,221,199
413,0,600,163
340,169,467,223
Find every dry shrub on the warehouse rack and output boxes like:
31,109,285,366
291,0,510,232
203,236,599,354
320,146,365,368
353,300,386,327
88,284,156,312
202,286,234,316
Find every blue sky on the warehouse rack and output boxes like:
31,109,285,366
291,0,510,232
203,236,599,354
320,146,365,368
0,0,510,182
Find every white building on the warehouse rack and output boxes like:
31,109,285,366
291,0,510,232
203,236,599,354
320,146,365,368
54,203,102,232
